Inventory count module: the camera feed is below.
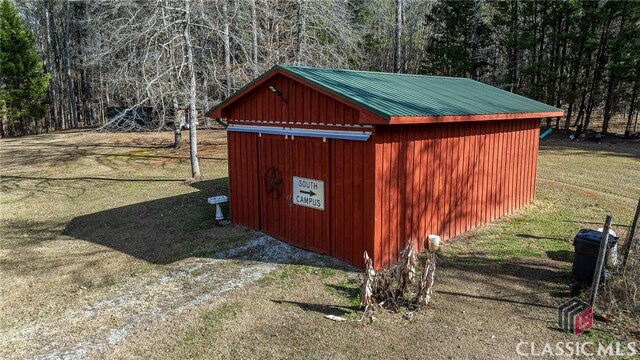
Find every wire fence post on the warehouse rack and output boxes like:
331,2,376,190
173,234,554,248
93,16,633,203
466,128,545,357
622,198,640,271
589,215,613,308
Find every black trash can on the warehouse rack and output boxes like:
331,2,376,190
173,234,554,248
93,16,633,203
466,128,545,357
572,229,619,284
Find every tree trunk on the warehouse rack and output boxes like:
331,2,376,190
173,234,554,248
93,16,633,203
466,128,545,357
574,82,589,128
602,16,626,134
44,0,57,132
584,17,611,132
47,0,65,130
393,0,402,73
183,1,201,179
250,0,258,77
572,5,597,128
556,12,569,129
63,0,78,128
602,77,616,134
470,0,481,80
295,0,305,65
508,0,518,92
565,8,591,129
536,1,547,103
172,94,181,149
222,0,231,96
625,85,638,137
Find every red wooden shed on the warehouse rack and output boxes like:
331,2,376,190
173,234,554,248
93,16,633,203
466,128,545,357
206,65,563,269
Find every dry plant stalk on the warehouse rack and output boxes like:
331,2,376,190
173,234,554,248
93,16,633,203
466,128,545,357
360,251,376,308
373,270,397,307
360,251,376,320
601,224,639,327
397,241,417,296
360,241,437,319
417,252,436,306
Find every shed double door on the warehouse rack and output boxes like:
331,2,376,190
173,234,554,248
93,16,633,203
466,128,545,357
258,135,330,254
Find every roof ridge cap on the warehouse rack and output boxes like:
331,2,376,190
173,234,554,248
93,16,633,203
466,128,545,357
278,64,467,80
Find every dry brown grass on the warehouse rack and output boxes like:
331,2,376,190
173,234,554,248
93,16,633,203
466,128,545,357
1,129,639,358
540,113,639,135
601,222,640,334
0,130,246,354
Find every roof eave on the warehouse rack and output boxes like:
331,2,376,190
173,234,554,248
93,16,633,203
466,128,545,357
388,111,565,124
205,65,284,118
207,65,564,125
280,66,391,122
205,64,391,124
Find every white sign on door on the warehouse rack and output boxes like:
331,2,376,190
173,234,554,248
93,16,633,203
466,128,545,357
292,176,325,210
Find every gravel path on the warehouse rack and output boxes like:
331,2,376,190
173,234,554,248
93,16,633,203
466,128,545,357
3,236,337,359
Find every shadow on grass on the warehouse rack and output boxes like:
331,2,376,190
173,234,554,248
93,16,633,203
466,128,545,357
63,179,238,265
516,233,565,241
437,254,574,310
2,174,186,182
62,178,354,270
271,299,359,317
437,290,557,309
546,250,573,262
564,220,630,229
58,180,576,309
74,152,227,161
22,142,171,150
325,283,360,299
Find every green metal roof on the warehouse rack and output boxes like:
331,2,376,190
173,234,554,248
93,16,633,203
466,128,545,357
278,65,561,119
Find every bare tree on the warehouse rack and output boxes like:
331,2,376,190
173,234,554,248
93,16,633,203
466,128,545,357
295,0,305,65
63,0,78,128
470,0,482,80
182,0,201,180
250,0,258,77
221,0,232,96
393,0,402,72
11,0,640,140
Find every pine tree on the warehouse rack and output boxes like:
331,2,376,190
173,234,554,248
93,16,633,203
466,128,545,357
601,1,640,134
0,0,49,136
420,0,490,78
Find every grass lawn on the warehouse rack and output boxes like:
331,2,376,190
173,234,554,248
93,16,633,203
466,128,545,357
0,129,638,359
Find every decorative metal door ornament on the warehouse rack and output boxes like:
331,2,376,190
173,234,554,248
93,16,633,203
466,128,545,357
264,167,283,199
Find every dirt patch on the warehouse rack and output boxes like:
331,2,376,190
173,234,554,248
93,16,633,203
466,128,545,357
2,236,346,359
106,254,577,359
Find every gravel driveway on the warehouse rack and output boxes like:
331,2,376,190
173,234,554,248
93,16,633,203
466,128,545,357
3,236,342,359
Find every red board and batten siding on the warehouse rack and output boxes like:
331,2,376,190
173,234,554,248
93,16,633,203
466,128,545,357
227,131,260,229
257,135,331,253
219,69,545,270
227,133,374,269
329,139,376,268
224,75,374,268
371,119,539,268
222,74,362,126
